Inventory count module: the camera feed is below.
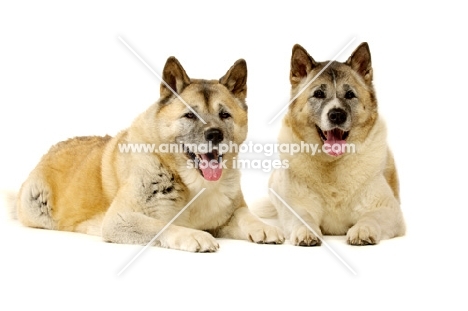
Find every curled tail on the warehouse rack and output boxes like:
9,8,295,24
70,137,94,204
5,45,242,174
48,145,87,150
250,196,277,218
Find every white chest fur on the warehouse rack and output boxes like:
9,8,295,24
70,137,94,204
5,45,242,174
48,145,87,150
176,168,241,230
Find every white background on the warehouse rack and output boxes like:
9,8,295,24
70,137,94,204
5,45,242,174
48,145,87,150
1,1,467,310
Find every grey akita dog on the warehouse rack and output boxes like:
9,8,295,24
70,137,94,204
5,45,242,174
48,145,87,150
262,42,405,246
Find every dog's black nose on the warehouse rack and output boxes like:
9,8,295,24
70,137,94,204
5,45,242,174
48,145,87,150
204,128,224,144
328,108,347,125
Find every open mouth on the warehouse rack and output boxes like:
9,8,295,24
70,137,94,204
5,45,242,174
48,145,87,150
315,125,350,157
185,146,223,181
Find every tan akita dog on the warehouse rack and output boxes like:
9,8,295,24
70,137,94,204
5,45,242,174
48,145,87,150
16,57,284,252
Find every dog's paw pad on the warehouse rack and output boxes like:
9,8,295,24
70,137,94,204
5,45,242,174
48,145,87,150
291,226,322,247
346,223,381,246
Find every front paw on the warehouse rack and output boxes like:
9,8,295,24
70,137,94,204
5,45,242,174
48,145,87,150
163,229,219,253
290,226,322,246
246,223,285,244
347,223,381,245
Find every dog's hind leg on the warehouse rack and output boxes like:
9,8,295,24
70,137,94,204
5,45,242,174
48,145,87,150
17,174,57,230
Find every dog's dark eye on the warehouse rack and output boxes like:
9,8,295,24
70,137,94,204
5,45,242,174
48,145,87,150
313,90,325,99
345,90,356,99
219,112,231,119
184,112,195,119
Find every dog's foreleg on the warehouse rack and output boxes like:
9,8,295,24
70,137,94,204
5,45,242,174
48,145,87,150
218,206,285,244
102,210,219,252
269,190,323,246
347,202,405,245
286,213,323,247
101,182,219,252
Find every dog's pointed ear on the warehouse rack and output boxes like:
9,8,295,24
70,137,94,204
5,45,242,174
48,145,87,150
290,44,317,86
161,56,191,97
346,42,373,83
219,59,247,101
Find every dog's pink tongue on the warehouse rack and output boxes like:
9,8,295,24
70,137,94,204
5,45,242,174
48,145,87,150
199,154,222,181
325,131,346,157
